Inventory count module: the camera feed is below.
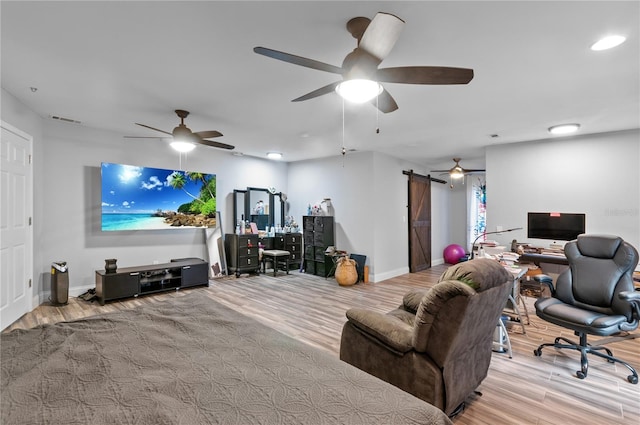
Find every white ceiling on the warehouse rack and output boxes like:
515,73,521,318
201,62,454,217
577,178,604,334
2,1,638,169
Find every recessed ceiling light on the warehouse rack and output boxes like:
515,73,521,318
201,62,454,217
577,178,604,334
548,123,580,135
591,35,626,51
267,152,283,160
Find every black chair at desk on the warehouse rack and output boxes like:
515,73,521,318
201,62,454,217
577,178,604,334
533,234,640,384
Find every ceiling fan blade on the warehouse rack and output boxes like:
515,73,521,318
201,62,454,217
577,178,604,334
371,88,398,113
292,81,340,102
198,139,235,150
463,169,486,173
377,66,474,85
135,123,172,135
358,12,405,63
194,130,223,139
254,47,343,75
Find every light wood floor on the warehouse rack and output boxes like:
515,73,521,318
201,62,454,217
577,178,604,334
4,266,640,424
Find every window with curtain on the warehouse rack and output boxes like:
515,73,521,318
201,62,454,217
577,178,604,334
467,176,486,252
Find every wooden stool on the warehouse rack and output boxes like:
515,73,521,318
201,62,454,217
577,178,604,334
262,250,291,276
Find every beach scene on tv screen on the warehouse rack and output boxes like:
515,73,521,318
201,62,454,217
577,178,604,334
101,162,217,231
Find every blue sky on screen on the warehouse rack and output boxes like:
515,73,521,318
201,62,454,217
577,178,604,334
101,163,214,213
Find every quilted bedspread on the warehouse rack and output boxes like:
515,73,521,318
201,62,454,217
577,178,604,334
1,292,451,425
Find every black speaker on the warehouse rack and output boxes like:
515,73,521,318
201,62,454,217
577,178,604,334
51,262,69,306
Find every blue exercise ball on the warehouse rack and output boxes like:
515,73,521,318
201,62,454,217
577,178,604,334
444,244,466,264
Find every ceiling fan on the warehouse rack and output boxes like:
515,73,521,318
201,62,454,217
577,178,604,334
431,158,485,187
125,110,234,151
254,12,474,113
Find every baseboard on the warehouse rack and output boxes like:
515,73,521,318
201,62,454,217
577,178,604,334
40,284,95,306
371,267,410,283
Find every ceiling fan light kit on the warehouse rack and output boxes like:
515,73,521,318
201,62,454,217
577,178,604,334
335,79,383,103
450,167,465,179
170,141,196,153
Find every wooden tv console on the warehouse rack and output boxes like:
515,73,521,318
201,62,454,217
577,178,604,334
95,258,209,305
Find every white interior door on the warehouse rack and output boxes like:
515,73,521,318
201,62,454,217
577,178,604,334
1,122,33,330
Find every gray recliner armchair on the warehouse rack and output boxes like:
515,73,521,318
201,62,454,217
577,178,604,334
339,258,514,416
534,234,640,384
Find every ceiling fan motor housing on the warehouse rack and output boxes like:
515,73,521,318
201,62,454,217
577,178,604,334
342,49,380,80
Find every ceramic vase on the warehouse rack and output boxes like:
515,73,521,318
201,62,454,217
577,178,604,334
105,258,117,274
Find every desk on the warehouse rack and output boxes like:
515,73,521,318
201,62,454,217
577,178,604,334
519,252,569,266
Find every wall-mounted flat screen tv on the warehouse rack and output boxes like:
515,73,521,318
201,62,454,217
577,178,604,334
527,212,585,241
101,162,216,231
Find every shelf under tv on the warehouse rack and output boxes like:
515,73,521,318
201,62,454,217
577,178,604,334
95,258,209,305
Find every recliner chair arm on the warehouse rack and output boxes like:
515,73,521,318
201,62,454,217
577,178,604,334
534,274,555,295
619,290,640,318
345,308,414,354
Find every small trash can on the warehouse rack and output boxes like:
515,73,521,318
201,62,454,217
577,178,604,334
51,261,69,306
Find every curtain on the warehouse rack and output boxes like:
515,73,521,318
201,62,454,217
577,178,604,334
467,176,486,253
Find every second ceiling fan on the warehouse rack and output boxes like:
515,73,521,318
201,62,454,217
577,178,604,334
431,158,485,187
254,12,474,113
127,110,234,151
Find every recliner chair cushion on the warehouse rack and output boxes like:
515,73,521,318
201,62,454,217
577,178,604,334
402,289,429,313
438,258,513,292
412,281,475,353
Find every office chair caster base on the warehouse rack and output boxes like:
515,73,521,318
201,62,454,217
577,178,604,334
628,375,638,384
533,348,542,356
576,370,586,379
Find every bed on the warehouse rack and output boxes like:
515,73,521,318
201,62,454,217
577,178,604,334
1,292,452,424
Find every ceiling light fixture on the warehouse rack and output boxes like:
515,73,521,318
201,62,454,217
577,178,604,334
170,141,196,152
590,35,626,51
267,152,282,160
548,123,580,135
335,79,383,104
450,166,465,179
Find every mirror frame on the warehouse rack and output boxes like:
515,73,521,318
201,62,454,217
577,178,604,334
246,187,284,229
232,189,247,229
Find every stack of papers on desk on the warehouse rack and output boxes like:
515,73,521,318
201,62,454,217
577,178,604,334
500,252,520,266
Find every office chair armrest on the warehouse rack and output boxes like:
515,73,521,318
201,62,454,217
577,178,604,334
534,274,555,295
619,290,640,301
619,291,640,318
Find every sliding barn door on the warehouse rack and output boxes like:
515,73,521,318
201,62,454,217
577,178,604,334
407,172,431,272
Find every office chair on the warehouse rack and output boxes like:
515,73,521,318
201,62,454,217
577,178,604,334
533,234,640,383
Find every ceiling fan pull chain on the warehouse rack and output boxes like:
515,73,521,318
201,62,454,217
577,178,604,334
341,98,346,167
376,92,380,134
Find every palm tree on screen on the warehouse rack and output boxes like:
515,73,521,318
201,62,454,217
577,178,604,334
168,171,204,204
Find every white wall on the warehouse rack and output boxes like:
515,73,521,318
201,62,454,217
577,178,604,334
287,151,452,281
4,88,453,301
486,130,640,253
2,90,289,301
